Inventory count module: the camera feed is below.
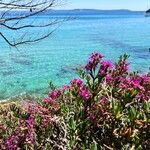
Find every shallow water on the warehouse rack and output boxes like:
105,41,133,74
0,14,150,99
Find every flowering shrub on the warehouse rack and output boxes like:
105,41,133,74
0,102,67,149
0,52,150,149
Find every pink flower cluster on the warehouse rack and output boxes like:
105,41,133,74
5,118,35,149
70,79,91,100
25,117,35,145
70,79,83,87
4,102,54,149
43,89,61,104
84,52,150,102
99,60,113,76
79,86,91,100
115,59,129,75
120,78,144,91
85,52,103,71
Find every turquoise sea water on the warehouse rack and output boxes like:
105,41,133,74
0,14,150,99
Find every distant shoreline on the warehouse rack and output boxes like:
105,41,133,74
0,9,144,15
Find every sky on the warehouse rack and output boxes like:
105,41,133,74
60,0,149,11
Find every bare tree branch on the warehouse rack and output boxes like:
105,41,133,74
0,0,68,47
0,19,68,30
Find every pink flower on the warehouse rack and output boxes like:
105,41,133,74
5,134,17,150
90,52,103,63
49,89,61,100
99,61,113,76
25,117,35,144
106,74,113,82
131,80,144,91
62,85,70,90
141,75,150,83
43,97,55,104
79,86,91,100
136,93,149,101
100,61,113,69
85,59,95,71
116,60,129,73
85,52,103,71
70,79,83,87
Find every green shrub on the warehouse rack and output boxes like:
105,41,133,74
0,52,150,150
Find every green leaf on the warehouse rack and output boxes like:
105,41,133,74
69,118,76,131
112,100,122,119
128,106,138,121
91,141,98,150
48,80,56,90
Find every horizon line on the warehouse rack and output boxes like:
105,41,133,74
54,8,145,11
0,9,145,11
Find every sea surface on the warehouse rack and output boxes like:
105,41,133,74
0,14,150,99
